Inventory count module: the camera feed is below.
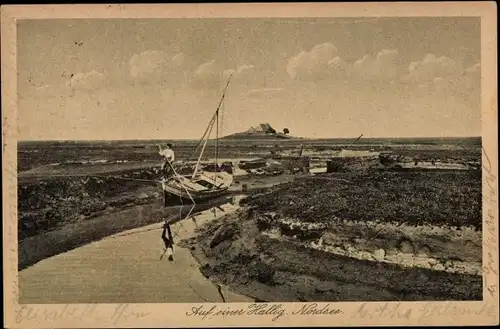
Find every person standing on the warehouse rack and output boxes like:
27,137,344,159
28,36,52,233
158,143,175,177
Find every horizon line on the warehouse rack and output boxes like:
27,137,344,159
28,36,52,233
18,135,482,142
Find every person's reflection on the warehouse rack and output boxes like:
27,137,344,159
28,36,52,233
160,222,174,261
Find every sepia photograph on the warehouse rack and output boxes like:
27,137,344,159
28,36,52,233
2,2,498,328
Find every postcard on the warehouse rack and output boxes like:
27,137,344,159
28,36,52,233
2,2,498,328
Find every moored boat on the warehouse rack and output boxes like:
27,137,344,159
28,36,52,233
161,75,234,203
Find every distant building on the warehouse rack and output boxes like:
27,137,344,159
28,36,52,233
247,126,258,133
246,123,276,134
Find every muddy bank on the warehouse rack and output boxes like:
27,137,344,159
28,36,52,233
18,168,163,240
186,210,482,302
318,220,481,264
185,170,482,301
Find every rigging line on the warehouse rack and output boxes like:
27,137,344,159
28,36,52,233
215,109,219,169
178,186,183,223
202,72,231,167
112,213,179,240
170,227,182,241
192,117,216,178
165,158,195,202
166,209,188,238
179,124,211,170
39,173,161,183
109,226,160,239
172,202,196,237
184,202,197,219
216,80,225,166
220,95,225,137
215,109,219,179
109,177,160,183
213,74,232,180
174,182,191,236
163,78,234,233
214,110,219,186
164,159,197,221
170,206,195,242
190,107,217,151
214,84,227,186
111,211,181,240
177,111,217,172
172,221,189,238
178,115,217,173
176,169,184,222
170,200,190,237
181,74,232,173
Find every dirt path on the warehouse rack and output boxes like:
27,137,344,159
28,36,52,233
19,203,253,304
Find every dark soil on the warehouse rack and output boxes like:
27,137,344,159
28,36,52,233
18,168,162,240
245,170,482,230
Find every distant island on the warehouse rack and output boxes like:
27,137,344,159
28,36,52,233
221,123,300,140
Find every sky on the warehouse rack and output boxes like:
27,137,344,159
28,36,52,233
17,17,481,140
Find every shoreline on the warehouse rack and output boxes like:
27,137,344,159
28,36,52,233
185,208,482,302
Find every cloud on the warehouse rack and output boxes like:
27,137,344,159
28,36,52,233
223,64,258,87
458,62,481,92
287,44,403,84
352,49,401,81
189,62,262,91
286,42,339,81
244,87,286,99
66,70,106,91
129,50,187,85
407,61,480,101
285,45,476,94
466,62,481,74
229,64,256,77
398,55,481,100
432,76,450,92
129,51,260,90
401,56,480,100
327,56,349,74
406,53,464,83
236,64,256,75
190,60,223,89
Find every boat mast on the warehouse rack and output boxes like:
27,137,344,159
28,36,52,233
192,116,216,179
215,105,219,171
192,74,233,179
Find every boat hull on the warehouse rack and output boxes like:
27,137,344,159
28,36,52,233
162,171,233,202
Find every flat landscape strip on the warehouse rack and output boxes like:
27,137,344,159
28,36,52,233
247,170,482,230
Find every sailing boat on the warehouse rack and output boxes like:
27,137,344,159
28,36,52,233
160,75,234,202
